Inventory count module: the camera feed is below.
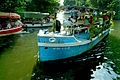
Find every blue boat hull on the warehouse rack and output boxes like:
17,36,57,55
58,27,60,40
38,29,109,62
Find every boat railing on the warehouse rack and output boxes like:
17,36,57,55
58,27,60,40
0,22,22,30
62,17,111,40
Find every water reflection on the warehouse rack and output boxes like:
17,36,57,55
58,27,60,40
0,35,19,53
0,20,120,80
31,38,120,80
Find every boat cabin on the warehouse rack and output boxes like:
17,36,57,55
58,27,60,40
0,12,23,36
56,6,113,37
0,13,22,30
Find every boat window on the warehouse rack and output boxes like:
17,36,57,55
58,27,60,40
45,47,48,49
0,18,10,24
11,18,17,22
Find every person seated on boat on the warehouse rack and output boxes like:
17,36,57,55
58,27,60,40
1,22,7,29
78,9,81,18
0,24,2,29
73,11,78,19
49,14,53,22
89,16,93,24
93,10,97,16
99,11,103,18
68,17,73,23
63,19,72,28
90,9,93,16
6,22,11,29
105,15,109,21
71,12,73,18
11,22,16,27
70,17,75,23
84,16,90,27
81,9,85,17
85,10,90,18
78,16,83,23
15,18,23,26
74,16,78,23
46,17,50,23
103,14,109,24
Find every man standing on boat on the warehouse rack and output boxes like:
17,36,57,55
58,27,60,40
56,19,61,32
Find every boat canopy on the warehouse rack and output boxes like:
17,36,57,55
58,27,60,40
0,12,20,18
20,12,49,18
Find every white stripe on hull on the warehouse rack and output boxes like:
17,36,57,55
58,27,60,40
38,29,109,47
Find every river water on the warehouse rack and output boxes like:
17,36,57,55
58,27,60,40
0,20,120,80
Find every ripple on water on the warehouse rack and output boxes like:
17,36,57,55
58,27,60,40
31,38,120,80
91,62,120,80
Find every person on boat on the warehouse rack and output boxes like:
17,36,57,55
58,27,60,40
71,12,73,18
84,16,90,27
70,17,75,23
15,18,23,26
89,16,93,24
78,16,83,21
55,9,57,18
81,8,85,17
49,14,53,22
74,16,78,23
56,19,61,32
0,24,2,29
46,17,50,23
93,10,97,16
90,9,93,16
6,22,11,28
68,17,73,23
99,11,103,18
78,9,81,18
103,14,109,24
105,15,109,21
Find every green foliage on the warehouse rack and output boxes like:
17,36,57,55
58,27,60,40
51,19,56,32
64,0,75,6
0,0,26,12
103,23,111,30
88,0,120,19
0,0,59,14
64,0,120,19
26,0,60,13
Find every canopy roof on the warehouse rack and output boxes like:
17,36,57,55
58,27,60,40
20,12,49,18
0,12,20,18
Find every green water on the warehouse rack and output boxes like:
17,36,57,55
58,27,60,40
0,32,38,80
105,20,120,75
0,21,120,80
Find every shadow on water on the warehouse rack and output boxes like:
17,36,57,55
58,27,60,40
0,35,20,53
0,27,42,53
31,36,120,80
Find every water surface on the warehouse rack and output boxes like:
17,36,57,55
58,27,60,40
0,20,120,80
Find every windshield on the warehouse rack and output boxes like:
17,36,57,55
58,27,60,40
0,18,10,24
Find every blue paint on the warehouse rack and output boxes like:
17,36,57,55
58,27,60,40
38,37,76,43
38,29,109,62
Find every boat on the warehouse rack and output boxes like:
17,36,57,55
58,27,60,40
0,12,22,36
37,6,113,62
20,12,53,28
24,22,52,28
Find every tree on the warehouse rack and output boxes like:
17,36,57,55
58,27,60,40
88,0,120,19
64,0,75,6
26,0,60,13
0,0,27,12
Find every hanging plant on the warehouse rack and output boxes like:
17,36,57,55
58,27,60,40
51,19,56,32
